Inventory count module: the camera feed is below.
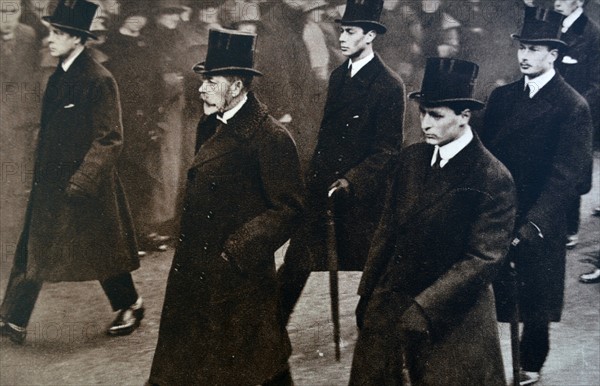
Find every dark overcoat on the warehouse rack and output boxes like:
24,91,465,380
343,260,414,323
293,53,405,271
481,74,593,322
556,13,600,121
350,137,516,386
14,50,138,282
149,93,304,386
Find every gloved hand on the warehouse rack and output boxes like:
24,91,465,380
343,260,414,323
328,178,351,198
65,182,90,201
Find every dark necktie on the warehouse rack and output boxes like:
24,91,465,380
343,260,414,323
432,155,442,171
346,63,353,79
524,83,531,99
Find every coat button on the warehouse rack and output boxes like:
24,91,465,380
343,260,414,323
207,210,214,219
337,155,343,162
394,254,402,263
210,181,217,191
334,171,340,176
199,271,206,280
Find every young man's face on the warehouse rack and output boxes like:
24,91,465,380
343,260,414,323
517,42,557,78
123,15,148,33
339,25,374,59
554,0,584,16
47,27,81,57
420,105,469,146
199,75,242,115
157,12,181,30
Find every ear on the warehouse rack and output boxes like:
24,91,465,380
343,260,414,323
229,79,243,97
460,109,472,123
365,30,377,44
548,48,559,63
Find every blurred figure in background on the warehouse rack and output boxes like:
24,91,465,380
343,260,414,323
144,0,189,247
0,0,41,265
20,0,55,43
104,2,166,255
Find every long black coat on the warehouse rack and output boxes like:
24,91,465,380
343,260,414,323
149,93,304,386
15,50,138,282
481,74,593,322
351,137,516,385
293,53,405,271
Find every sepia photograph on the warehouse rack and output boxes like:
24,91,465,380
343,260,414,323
1,0,598,385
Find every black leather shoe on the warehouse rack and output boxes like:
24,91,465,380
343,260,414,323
107,298,144,336
0,317,27,345
579,268,600,284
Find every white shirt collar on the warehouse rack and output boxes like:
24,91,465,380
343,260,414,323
217,94,248,124
524,69,556,98
348,52,374,77
61,46,85,72
562,7,584,33
431,127,473,168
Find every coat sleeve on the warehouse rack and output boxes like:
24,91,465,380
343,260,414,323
69,75,123,195
344,76,405,200
414,170,516,335
525,100,593,234
224,122,305,274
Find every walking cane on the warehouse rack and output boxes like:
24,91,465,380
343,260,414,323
509,238,521,386
327,187,341,361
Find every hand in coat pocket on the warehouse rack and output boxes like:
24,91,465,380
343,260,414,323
65,182,90,203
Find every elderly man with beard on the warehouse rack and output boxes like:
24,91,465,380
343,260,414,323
147,28,304,386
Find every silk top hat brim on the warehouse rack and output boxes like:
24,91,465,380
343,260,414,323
510,34,567,47
335,19,387,34
192,63,263,77
42,16,99,40
408,92,485,111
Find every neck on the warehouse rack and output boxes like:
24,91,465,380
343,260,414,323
61,45,85,63
222,91,248,113
351,46,373,62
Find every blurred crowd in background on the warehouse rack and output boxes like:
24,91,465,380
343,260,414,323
1,0,599,254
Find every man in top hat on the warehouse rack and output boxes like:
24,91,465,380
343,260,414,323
0,0,144,345
481,6,593,385
277,0,405,325
349,57,516,386
147,28,304,386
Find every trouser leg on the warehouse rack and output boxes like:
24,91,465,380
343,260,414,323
277,239,312,325
100,272,139,311
520,319,550,372
0,264,42,328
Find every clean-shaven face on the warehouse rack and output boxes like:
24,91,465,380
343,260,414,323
420,105,469,146
47,27,80,57
0,1,21,36
339,26,373,59
554,0,583,16
517,42,557,78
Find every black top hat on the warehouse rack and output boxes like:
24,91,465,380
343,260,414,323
336,0,387,34
511,7,567,47
193,28,262,77
154,0,187,14
409,58,485,110
120,2,149,20
43,0,99,40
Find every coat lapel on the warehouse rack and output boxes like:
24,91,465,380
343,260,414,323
396,137,484,227
489,76,559,147
324,54,385,117
191,92,267,168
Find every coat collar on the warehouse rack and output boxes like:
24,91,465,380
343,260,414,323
395,135,487,228
487,74,565,146
191,92,269,168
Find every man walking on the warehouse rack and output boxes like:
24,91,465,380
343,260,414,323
350,58,516,385
277,0,405,324
0,0,144,345
482,7,594,385
147,28,303,386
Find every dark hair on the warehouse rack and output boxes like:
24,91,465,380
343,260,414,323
58,27,90,44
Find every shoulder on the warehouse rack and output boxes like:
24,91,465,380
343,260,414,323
553,75,588,108
473,139,515,192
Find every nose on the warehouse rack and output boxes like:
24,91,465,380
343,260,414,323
339,32,346,43
421,114,433,130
